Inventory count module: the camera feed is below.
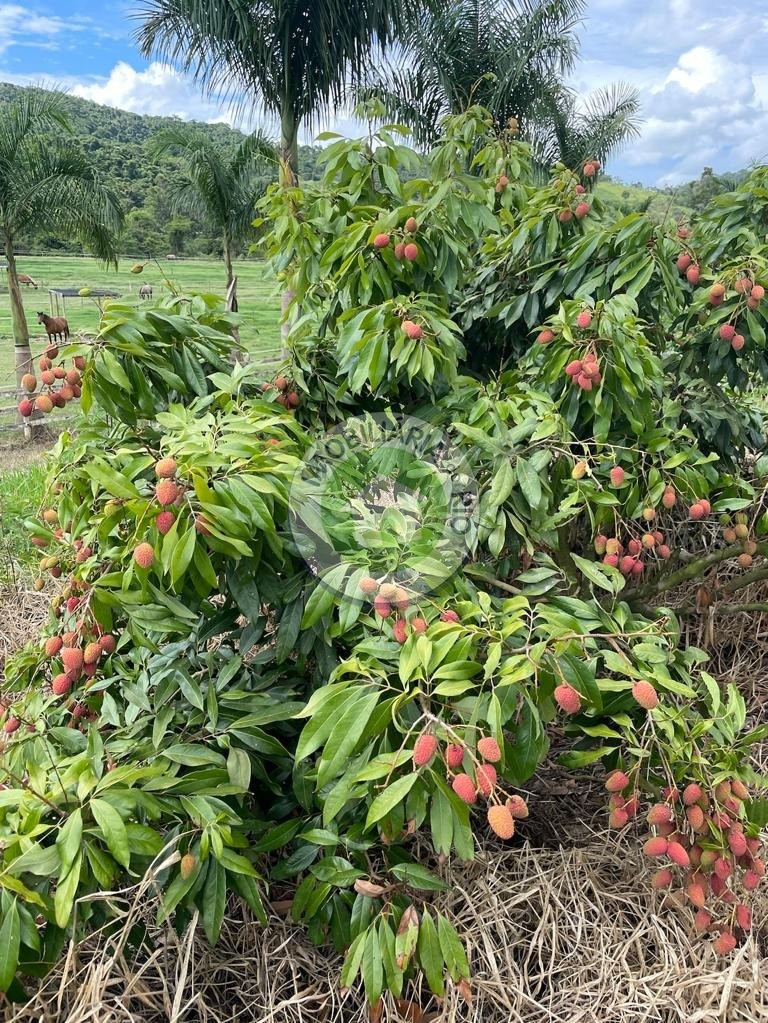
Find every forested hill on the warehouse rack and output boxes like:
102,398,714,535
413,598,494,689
0,82,325,258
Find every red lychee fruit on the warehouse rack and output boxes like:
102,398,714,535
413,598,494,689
393,619,409,644
359,576,378,596
411,617,428,634
45,635,64,657
643,836,669,858
632,680,658,710
605,770,630,793
713,931,737,956
73,355,86,371
689,503,705,520
686,264,701,285
732,334,745,351
609,807,629,828
676,253,692,273
21,372,36,392
287,391,300,408
477,737,502,763
719,324,736,342
658,544,672,559
751,284,765,301
394,242,406,260
728,830,748,857
446,743,465,769
576,309,593,329
405,217,419,233
452,773,477,804
133,543,155,569
373,595,391,618
536,329,555,345
733,903,752,931
35,394,53,414
682,783,703,806
710,283,726,304
575,202,590,219
65,369,80,386
603,554,620,567
559,209,573,223
99,634,116,655
594,534,608,554
61,647,84,676
487,804,515,839
694,909,713,932
52,673,72,697
506,795,529,819
83,642,101,665
155,457,177,479
565,359,583,377
738,553,753,568
699,499,711,516
668,841,690,868
155,479,179,506
373,233,390,249
440,610,460,623
687,881,707,908
583,162,597,177
413,734,438,766
18,399,34,417
156,510,176,535
628,538,642,556
274,375,288,392
619,555,636,575
40,370,55,386
648,803,673,826
402,320,423,340
554,684,581,714
476,764,497,796
652,868,674,888
609,465,625,487
730,778,749,800
686,804,705,830
403,243,419,262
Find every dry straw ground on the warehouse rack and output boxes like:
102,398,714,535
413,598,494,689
3,586,768,1023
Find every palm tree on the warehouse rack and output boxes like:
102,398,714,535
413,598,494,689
363,0,584,147
528,82,641,173
363,0,640,172
0,90,123,389
148,127,276,288
135,0,434,187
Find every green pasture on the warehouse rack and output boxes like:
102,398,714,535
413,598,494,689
0,255,283,390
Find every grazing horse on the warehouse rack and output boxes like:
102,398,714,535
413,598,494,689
18,274,38,288
37,312,69,344
139,284,153,300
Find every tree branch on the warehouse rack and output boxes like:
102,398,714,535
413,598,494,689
628,543,768,603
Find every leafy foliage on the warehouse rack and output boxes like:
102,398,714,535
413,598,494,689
1,108,768,1010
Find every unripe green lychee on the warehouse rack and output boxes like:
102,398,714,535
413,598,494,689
487,804,515,839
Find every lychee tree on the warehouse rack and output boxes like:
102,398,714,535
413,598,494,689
1,108,768,1009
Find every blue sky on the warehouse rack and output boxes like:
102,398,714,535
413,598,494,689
1,0,767,186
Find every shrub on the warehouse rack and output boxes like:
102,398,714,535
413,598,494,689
1,112,768,1008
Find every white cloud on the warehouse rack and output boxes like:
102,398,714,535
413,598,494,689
70,61,238,125
0,3,88,55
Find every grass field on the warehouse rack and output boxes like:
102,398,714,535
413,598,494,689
0,254,283,390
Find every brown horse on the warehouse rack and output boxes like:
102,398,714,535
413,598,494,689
37,312,69,343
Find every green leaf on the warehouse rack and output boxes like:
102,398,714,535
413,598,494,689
201,857,227,944
0,900,20,992
54,853,82,928
515,457,542,510
418,909,445,997
90,798,130,869
365,774,418,829
389,862,448,891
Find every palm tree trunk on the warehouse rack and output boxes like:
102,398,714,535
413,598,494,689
279,106,299,357
4,234,33,393
223,235,235,290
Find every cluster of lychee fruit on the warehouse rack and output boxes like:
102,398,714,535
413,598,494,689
607,771,764,955
17,348,84,418
372,216,420,262
263,375,300,409
707,278,764,353
719,512,757,568
359,576,459,641
594,529,672,576
565,349,601,391
410,731,528,841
